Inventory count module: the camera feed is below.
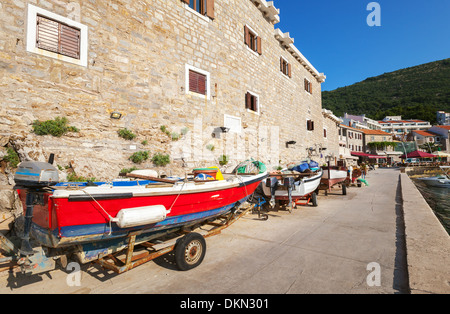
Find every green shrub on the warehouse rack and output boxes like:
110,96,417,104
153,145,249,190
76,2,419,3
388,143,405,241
129,151,149,164
120,167,138,174
118,128,136,141
206,144,215,151
4,148,20,168
171,132,180,141
160,125,171,136
32,117,79,137
181,127,190,136
67,173,96,182
219,154,229,166
152,153,170,167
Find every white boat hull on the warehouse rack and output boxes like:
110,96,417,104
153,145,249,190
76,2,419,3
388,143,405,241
262,170,323,199
322,169,348,180
419,177,450,188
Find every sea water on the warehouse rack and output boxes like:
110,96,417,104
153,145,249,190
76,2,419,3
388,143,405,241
413,178,450,234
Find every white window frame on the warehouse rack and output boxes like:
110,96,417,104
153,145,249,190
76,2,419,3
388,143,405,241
26,4,88,67
185,64,211,100
183,2,211,23
246,90,260,115
244,24,260,57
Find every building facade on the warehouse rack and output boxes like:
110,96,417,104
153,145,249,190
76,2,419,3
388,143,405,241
378,117,431,138
427,126,450,152
0,0,329,180
339,124,364,153
437,111,450,126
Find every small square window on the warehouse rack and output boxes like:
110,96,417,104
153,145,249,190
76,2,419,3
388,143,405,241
189,70,207,95
26,4,88,67
185,64,211,100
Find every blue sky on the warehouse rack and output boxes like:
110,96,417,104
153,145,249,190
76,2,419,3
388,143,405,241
275,0,450,91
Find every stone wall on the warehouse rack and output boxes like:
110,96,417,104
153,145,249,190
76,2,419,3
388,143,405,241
0,0,331,211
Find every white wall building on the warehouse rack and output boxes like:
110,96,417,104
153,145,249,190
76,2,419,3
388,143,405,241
437,111,450,125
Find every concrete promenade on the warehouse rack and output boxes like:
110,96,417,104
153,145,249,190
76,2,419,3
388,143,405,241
0,168,447,294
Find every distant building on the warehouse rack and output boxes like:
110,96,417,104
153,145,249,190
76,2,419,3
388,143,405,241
377,116,431,139
339,124,365,153
427,126,450,152
437,111,450,125
341,113,382,130
408,130,440,147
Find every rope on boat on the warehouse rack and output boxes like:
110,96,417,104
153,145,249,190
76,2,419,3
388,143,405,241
82,189,117,235
167,180,187,214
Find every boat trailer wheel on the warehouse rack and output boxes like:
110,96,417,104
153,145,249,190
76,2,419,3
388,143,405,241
175,232,206,271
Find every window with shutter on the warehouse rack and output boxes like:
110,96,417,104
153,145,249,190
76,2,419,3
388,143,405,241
27,5,88,67
280,57,291,77
304,79,312,94
183,0,214,19
36,15,81,60
245,91,259,113
185,64,211,99
307,120,314,131
244,25,261,55
189,70,207,95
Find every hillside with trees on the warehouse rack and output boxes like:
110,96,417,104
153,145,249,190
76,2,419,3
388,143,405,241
322,58,450,124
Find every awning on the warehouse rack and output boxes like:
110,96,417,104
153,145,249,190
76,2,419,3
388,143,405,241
436,151,450,157
351,152,387,159
399,150,437,159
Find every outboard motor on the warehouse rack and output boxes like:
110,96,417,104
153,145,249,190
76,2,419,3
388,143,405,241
13,154,59,256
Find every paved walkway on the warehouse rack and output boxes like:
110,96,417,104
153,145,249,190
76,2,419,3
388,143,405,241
1,168,409,294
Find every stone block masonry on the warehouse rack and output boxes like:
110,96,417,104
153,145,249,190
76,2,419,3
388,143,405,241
0,0,332,197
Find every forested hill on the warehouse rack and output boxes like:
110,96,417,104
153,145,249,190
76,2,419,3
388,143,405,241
321,58,450,124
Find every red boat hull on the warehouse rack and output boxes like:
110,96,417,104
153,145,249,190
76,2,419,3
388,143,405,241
17,176,265,248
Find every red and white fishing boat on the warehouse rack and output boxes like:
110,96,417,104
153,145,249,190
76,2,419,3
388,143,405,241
11,159,268,271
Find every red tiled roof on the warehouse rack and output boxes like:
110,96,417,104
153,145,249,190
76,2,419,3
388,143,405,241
339,124,364,132
413,130,437,137
360,129,392,136
436,125,450,130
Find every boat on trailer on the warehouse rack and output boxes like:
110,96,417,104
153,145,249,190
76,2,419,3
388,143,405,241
262,168,323,210
319,165,349,195
3,158,267,274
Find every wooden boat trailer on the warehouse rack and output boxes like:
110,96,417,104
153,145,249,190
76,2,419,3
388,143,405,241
0,203,257,276
93,203,256,274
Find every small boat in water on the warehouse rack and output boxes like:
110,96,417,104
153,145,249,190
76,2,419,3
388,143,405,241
418,166,450,188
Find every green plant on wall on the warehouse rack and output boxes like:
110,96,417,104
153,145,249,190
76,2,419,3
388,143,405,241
118,128,137,141
4,148,20,168
219,154,229,166
152,153,170,167
32,117,79,137
129,151,149,164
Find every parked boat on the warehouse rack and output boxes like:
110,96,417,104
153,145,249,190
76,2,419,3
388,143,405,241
418,166,450,188
13,159,268,266
319,166,349,195
262,168,323,209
